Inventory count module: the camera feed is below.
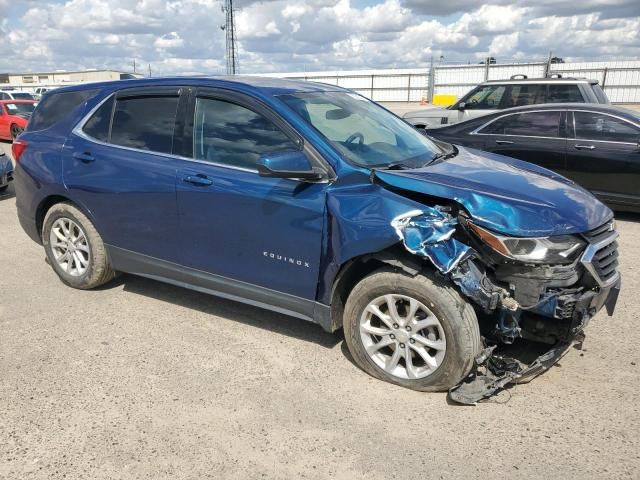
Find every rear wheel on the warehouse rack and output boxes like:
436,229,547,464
42,202,115,289
10,124,23,140
343,268,481,391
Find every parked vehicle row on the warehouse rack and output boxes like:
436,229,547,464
13,77,619,400
425,103,640,212
0,100,36,140
0,89,35,101
403,76,609,129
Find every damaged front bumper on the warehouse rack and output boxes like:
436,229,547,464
392,208,621,403
448,275,620,405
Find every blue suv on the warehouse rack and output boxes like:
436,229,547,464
13,77,620,399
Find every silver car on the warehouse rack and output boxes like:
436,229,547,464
403,76,610,129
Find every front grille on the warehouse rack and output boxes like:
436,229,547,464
581,220,619,286
583,221,615,243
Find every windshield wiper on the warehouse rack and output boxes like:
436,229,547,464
376,161,414,170
425,148,457,166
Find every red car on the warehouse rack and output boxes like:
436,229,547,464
0,100,36,140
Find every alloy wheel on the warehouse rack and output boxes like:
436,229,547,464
359,294,447,380
49,217,91,277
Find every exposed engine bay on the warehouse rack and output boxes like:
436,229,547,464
391,204,621,404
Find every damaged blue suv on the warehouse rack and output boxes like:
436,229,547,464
14,77,620,401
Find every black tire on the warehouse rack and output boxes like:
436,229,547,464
42,202,115,289
10,124,23,140
343,268,481,392
0,185,8,193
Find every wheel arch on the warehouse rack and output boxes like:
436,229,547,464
329,245,433,330
35,195,96,241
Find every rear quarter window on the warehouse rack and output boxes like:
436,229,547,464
27,89,99,132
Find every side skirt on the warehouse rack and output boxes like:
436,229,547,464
107,245,333,332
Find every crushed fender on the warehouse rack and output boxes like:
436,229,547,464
448,335,583,405
391,208,473,274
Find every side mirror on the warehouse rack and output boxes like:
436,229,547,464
457,102,467,111
257,150,324,181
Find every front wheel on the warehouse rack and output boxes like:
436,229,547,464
42,202,115,289
343,268,481,391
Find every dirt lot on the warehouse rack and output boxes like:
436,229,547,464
1,140,639,479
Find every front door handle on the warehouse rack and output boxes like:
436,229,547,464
183,174,213,186
574,144,595,150
73,151,95,163
495,139,514,145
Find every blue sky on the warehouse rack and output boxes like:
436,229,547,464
0,0,638,75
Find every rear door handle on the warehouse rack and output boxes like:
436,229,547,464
73,151,95,163
574,144,595,150
183,174,213,186
495,139,514,145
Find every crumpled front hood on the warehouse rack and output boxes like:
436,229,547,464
374,146,612,237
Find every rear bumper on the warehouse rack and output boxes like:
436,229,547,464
17,207,41,244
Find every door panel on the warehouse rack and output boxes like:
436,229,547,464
176,93,327,300
478,110,568,174
63,136,183,262
0,106,8,138
488,136,567,173
565,111,640,207
62,89,184,262
177,163,326,299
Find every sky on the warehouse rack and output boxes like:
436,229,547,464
0,0,638,75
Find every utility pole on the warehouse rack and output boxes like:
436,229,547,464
133,58,136,74
221,0,238,74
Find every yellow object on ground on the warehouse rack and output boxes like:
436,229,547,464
432,94,457,106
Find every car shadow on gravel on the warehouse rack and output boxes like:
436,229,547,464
115,273,342,349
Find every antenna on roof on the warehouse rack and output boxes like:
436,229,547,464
221,0,238,75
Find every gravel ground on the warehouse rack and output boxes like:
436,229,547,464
1,140,639,479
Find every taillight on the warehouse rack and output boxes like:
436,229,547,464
11,139,27,163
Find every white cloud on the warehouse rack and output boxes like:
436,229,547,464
0,0,637,76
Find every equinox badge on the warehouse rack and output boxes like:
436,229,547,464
263,251,311,268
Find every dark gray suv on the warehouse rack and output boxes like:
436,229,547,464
404,76,610,129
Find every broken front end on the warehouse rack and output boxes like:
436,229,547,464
393,207,621,404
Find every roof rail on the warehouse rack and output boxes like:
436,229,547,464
510,74,528,80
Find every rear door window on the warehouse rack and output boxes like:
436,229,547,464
193,97,297,169
110,95,179,154
574,111,639,143
28,89,99,131
546,84,583,103
502,84,546,108
480,111,562,137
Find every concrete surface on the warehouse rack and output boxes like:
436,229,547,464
1,140,639,480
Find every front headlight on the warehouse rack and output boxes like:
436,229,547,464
468,222,586,264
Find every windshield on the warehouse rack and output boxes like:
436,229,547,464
278,92,441,168
5,102,35,114
12,92,35,100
